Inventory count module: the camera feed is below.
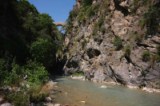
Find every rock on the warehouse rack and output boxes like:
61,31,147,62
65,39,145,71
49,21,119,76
80,101,86,104
63,0,160,91
26,84,30,89
41,80,56,94
54,103,61,106
92,70,106,83
71,75,85,80
45,97,52,102
23,75,28,80
0,96,4,104
0,103,12,106
45,103,54,106
100,85,107,88
127,85,138,89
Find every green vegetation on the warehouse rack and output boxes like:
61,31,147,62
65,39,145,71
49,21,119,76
29,85,48,103
72,71,84,76
0,0,63,105
82,0,93,7
6,92,29,106
133,32,143,43
92,16,105,36
82,39,88,49
124,45,131,58
152,46,160,63
142,51,151,62
141,5,160,36
77,3,100,23
157,45,160,56
113,36,123,50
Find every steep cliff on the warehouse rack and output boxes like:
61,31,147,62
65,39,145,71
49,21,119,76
63,0,160,89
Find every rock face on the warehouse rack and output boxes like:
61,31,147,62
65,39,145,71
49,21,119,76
64,0,160,89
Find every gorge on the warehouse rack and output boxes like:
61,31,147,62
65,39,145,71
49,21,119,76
0,0,160,106
63,0,160,91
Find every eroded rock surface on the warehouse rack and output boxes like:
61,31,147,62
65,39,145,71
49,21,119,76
63,0,160,89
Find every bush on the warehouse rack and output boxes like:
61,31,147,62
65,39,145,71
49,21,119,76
142,51,150,62
92,16,105,36
87,3,99,17
23,61,49,85
156,55,160,62
30,38,56,69
157,45,160,55
82,0,93,6
124,45,131,57
1,60,49,86
3,63,21,86
6,85,48,105
29,85,48,103
143,6,160,36
6,92,29,106
0,58,7,85
134,34,143,43
113,36,123,50
72,71,84,76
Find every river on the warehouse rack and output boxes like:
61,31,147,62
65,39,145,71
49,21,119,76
54,77,160,106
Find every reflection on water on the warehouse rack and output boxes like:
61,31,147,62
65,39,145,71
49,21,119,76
54,77,160,106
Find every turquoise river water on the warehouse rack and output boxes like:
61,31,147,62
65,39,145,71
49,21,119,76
54,77,160,106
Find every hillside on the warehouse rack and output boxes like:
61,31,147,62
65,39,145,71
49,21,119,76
64,0,160,89
0,0,63,105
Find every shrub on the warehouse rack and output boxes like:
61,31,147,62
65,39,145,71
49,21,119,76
87,3,99,17
142,51,150,62
143,6,160,36
72,71,84,76
82,39,88,49
0,58,7,85
3,63,21,86
1,60,48,86
82,0,93,7
134,34,143,43
113,36,123,50
6,92,29,106
92,16,105,36
29,85,48,103
124,45,131,57
23,61,49,85
156,55,160,62
157,45,160,55
30,38,56,69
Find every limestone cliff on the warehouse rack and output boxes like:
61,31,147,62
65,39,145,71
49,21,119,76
63,0,160,89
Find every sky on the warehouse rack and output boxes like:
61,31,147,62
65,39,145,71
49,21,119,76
28,0,76,22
